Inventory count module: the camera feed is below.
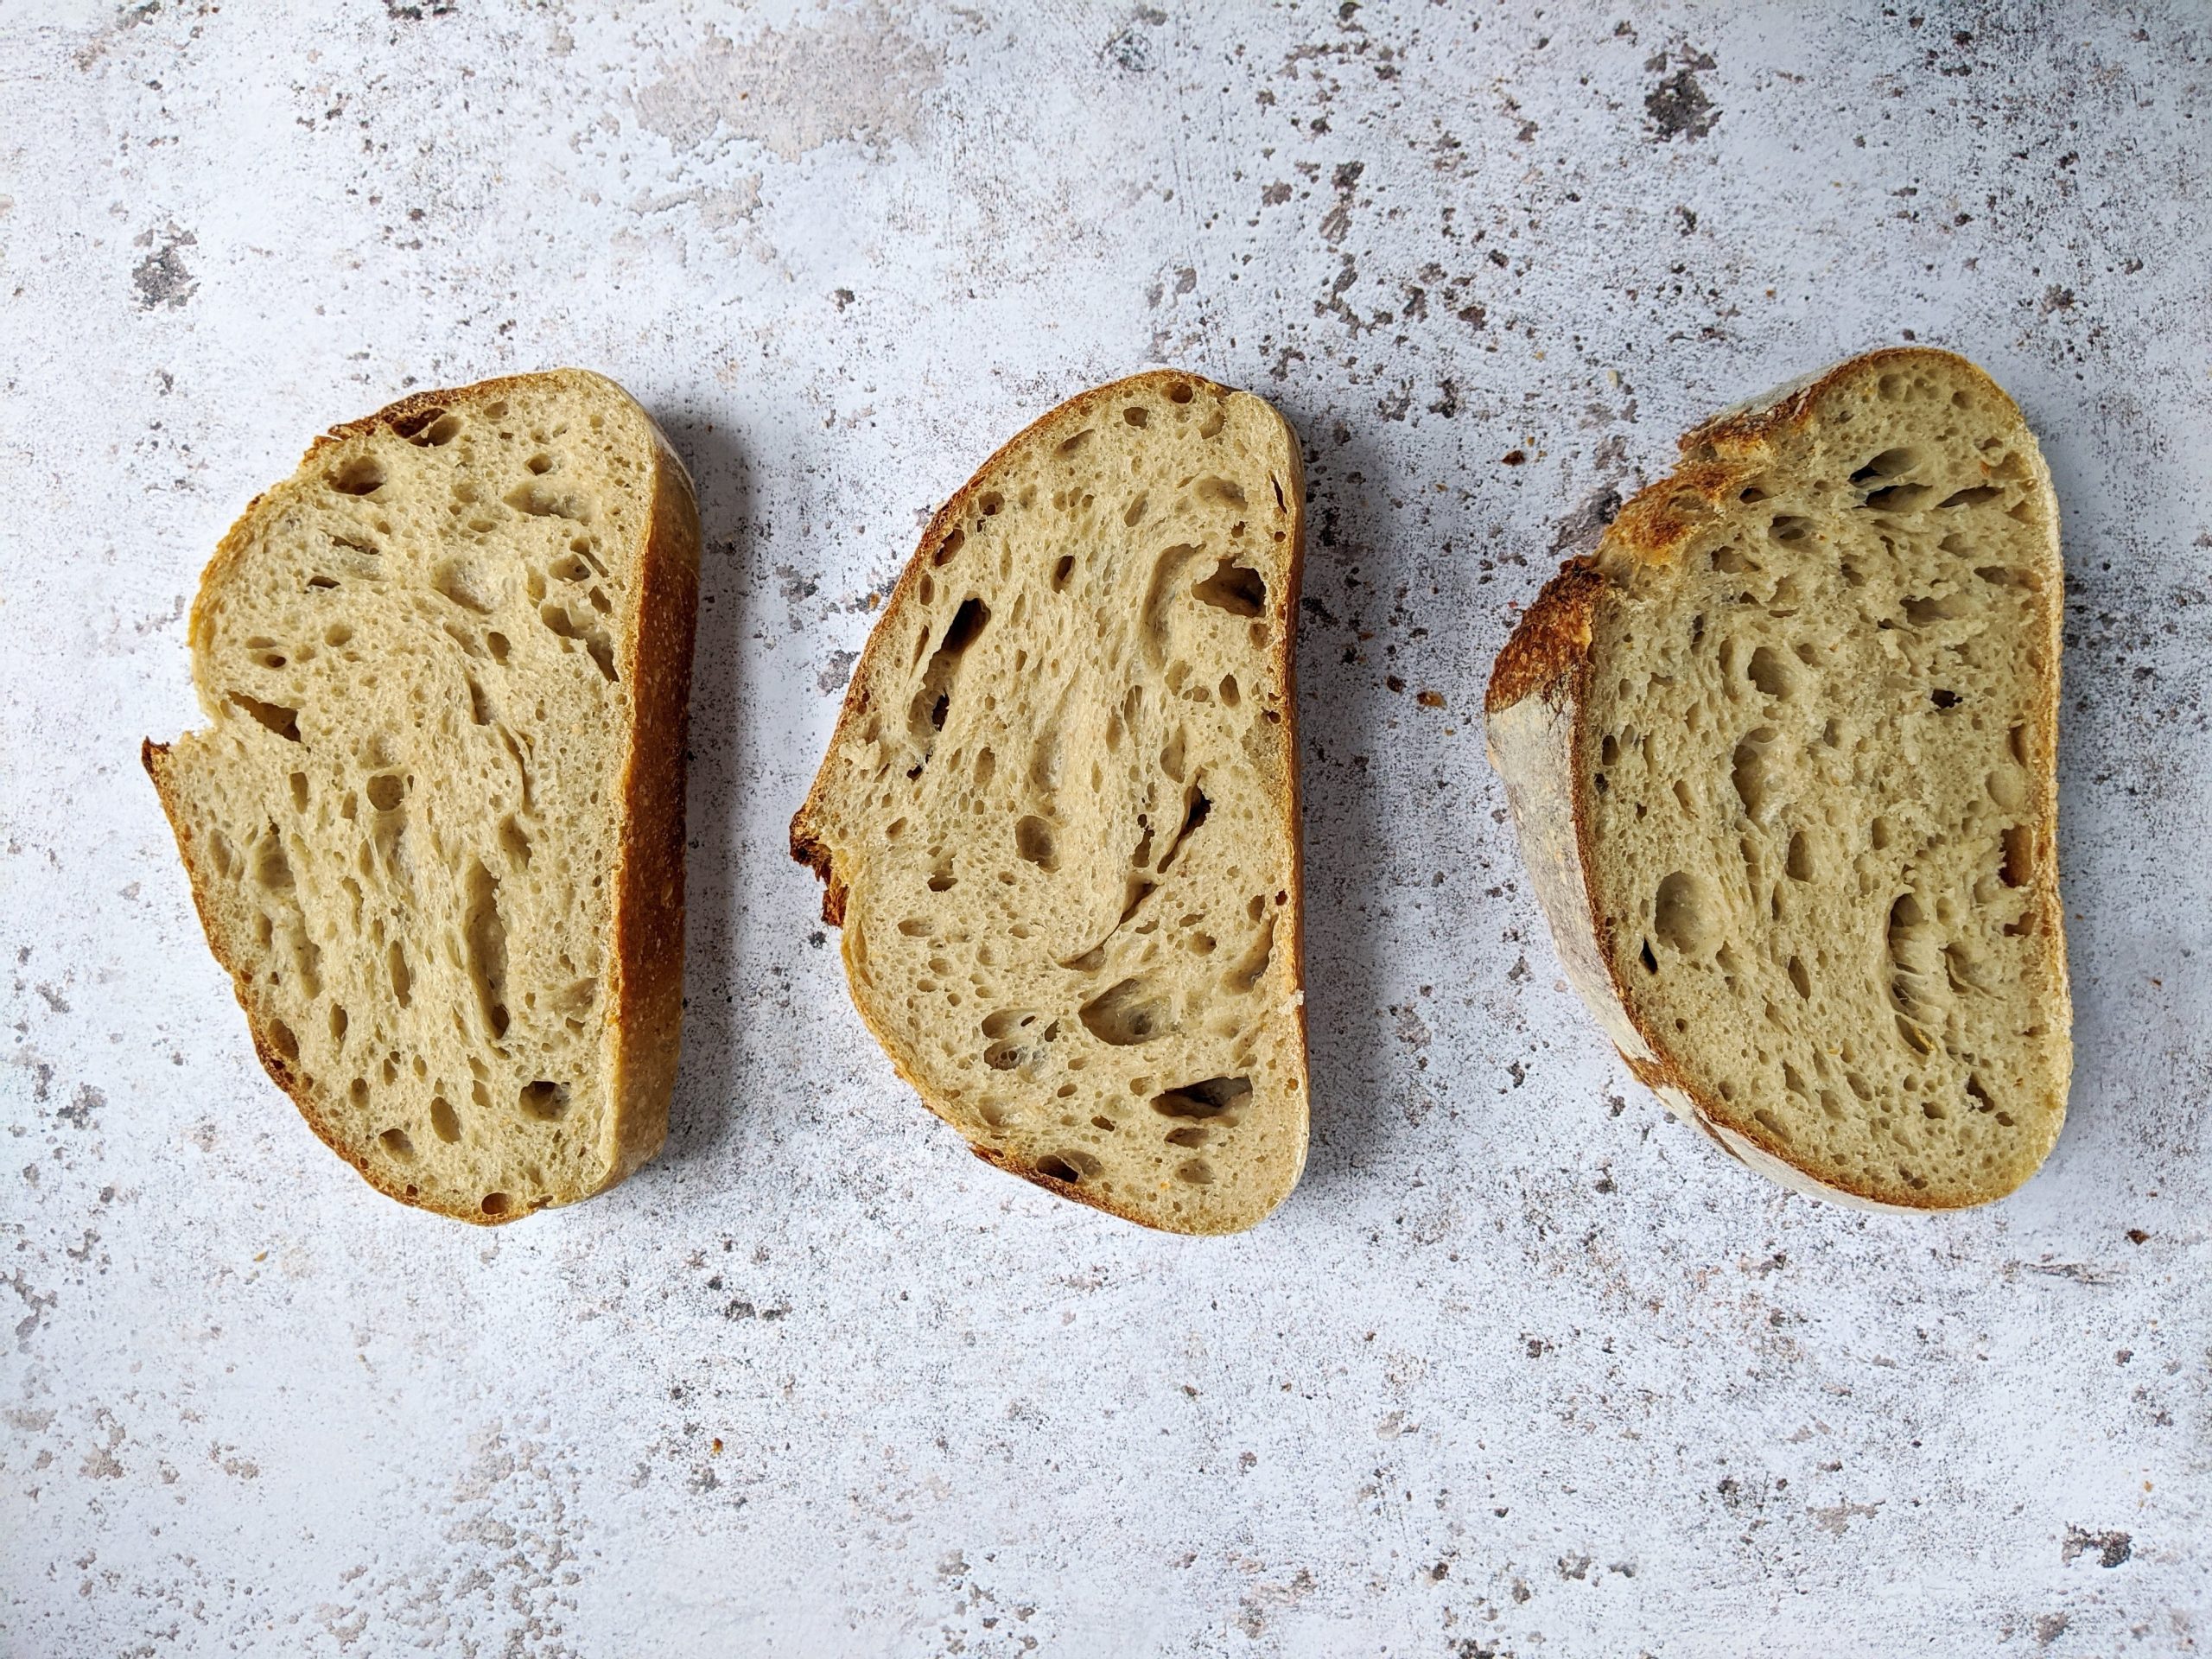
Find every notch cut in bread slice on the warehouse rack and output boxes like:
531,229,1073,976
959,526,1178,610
1485,347,2069,1210
144,370,701,1223
793,370,1309,1234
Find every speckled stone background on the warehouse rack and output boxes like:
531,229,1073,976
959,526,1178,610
4,3,2209,1654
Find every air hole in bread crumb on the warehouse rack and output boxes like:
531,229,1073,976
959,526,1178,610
229,692,302,742
1940,486,2003,510
1224,917,1275,993
1653,872,1710,956
1786,830,1814,882
2000,824,2035,887
1861,482,1931,512
429,1096,461,1142
1014,816,1058,869
526,452,555,474
1167,382,1194,404
1052,554,1075,589
1151,1076,1251,1119
367,773,405,811
519,1080,569,1121
480,1192,512,1217
1176,1159,1215,1185
463,861,510,1039
379,1128,416,1160
1746,646,1792,699
1850,447,1921,483
1035,1154,1083,1183
1192,558,1266,616
328,457,385,495
1124,405,1149,427
1731,728,1776,817
1079,978,1172,1046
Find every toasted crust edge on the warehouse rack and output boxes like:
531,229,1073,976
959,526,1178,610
790,368,1309,1236
143,370,701,1224
1484,346,2069,1211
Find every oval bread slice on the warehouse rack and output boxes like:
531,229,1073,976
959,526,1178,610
793,370,1309,1234
1485,347,2069,1209
144,370,701,1223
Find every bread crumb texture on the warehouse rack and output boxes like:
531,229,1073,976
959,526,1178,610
795,372,1309,1234
145,370,697,1222
1500,349,2070,1208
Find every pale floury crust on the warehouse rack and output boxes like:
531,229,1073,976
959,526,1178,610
145,370,700,1223
1487,348,2069,1210
794,370,1309,1235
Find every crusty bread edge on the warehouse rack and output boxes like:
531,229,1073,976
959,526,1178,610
143,369,701,1224
791,368,1310,1236
1484,346,2070,1211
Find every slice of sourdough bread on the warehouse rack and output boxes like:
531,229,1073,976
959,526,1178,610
144,370,700,1223
1485,347,2069,1210
793,370,1308,1234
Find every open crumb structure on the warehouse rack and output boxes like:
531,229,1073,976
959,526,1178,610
795,370,1310,1234
1486,348,2069,1209
144,370,700,1223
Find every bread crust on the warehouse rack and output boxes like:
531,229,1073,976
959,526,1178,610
791,369,1308,1232
1484,347,2069,1211
144,370,699,1224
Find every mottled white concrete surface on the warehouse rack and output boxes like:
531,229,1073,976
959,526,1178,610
4,3,2209,1654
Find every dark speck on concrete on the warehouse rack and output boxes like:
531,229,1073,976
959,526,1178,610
1645,49,1719,143
57,1084,105,1128
131,226,197,311
1104,9,1169,73
2062,1527,2133,1568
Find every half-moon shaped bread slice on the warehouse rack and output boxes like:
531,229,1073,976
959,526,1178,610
1486,347,2069,1209
144,370,700,1223
793,370,1309,1234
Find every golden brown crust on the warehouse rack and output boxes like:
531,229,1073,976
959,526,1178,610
791,369,1307,1234
145,371,700,1224
599,411,701,1192
1484,557,1603,716
1485,346,2066,1211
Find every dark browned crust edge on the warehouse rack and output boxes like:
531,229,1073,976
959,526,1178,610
600,410,701,1194
790,368,1309,1236
1484,556,1604,718
1490,346,2065,1211
144,371,699,1224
